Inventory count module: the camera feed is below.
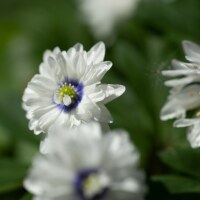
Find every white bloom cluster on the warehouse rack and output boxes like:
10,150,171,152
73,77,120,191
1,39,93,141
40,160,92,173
24,123,146,200
161,41,200,148
23,42,146,200
22,42,125,150
79,0,140,39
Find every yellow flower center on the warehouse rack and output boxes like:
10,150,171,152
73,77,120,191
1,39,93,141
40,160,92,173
196,111,200,117
82,173,109,198
57,84,77,99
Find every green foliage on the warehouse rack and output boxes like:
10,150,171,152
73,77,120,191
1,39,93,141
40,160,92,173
160,146,200,179
153,175,200,194
0,159,28,193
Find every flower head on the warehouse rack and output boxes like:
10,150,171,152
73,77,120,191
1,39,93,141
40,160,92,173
79,0,139,39
160,40,200,147
161,41,200,121
24,123,146,200
22,42,125,137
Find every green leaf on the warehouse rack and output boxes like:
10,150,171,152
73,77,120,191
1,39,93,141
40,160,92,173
0,91,39,143
0,124,12,154
153,175,200,194
20,193,32,200
15,140,38,165
0,159,28,193
112,40,148,100
159,146,200,179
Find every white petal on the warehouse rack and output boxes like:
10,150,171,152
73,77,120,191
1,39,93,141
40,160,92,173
100,131,139,171
160,107,185,121
183,40,200,64
100,84,126,104
38,107,61,132
63,95,72,106
39,63,54,78
174,118,200,128
66,43,84,63
73,43,84,52
56,52,67,75
23,87,41,103
61,51,75,79
100,123,110,132
76,96,101,121
97,104,113,123
54,93,62,104
25,96,50,109
73,53,87,79
87,42,105,65
171,59,188,70
162,69,197,77
187,123,200,148
87,86,105,102
164,75,200,87
81,61,112,84
160,84,200,120
43,47,61,63
48,56,64,81
111,177,144,193
53,47,61,54
29,74,56,90
34,105,56,119
76,122,102,141
28,118,43,135
67,47,77,60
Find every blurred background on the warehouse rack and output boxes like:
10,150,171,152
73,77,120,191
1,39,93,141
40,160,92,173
1,0,200,199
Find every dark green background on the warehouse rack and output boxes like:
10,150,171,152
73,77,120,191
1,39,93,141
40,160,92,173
1,0,200,199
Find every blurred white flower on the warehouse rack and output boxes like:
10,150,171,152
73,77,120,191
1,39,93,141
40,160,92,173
161,41,200,121
160,40,200,147
22,42,125,137
24,122,146,200
79,0,140,39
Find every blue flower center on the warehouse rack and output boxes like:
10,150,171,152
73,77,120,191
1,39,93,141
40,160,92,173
53,79,83,112
74,168,110,200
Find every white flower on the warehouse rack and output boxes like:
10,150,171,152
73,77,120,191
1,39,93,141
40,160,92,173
24,122,146,200
22,42,125,136
174,118,200,148
160,40,200,148
79,0,139,39
160,41,200,121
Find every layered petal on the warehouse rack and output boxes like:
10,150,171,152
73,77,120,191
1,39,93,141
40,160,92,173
161,84,200,121
183,40,200,64
22,42,125,150
187,121,200,148
160,40,200,148
24,123,146,200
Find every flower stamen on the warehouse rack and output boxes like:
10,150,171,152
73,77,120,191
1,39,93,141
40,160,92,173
83,174,107,198
196,111,200,117
74,169,110,200
54,83,77,106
